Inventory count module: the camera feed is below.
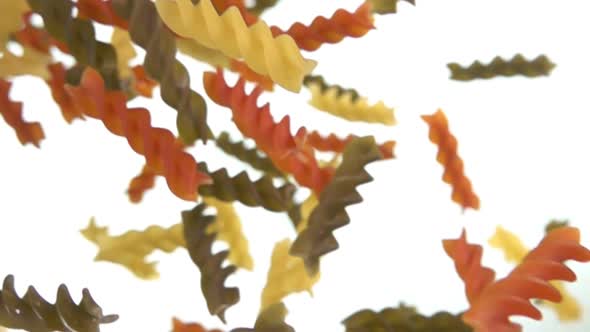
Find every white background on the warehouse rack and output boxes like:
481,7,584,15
2,0,590,331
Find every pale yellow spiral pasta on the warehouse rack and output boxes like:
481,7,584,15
110,27,137,79
260,239,320,312
155,0,316,92
203,197,254,271
81,218,185,280
307,82,396,125
0,47,51,79
488,225,581,321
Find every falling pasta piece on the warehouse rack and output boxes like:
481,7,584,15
260,239,320,311
155,0,317,92
0,79,44,147
448,54,556,81
343,304,472,332
0,275,118,331
291,136,384,275
182,203,240,323
231,303,295,332
203,196,254,271
307,80,395,125
488,225,582,322
111,0,210,144
81,218,185,279
422,109,480,211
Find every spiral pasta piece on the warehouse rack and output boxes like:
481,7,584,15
76,0,128,29
307,130,396,159
303,75,361,102
0,45,51,79
0,79,44,147
448,54,556,81
203,69,334,195
215,131,284,178
155,0,317,92
0,275,118,331
0,0,30,46
81,217,185,279
488,225,582,322
461,227,590,332
27,0,121,90
422,109,480,211
46,63,85,123
369,0,416,14
307,81,396,125
111,0,209,144
343,304,472,332
172,317,223,332
65,67,210,201
231,303,294,332
443,229,495,304
182,203,240,322
203,196,254,271
291,136,383,275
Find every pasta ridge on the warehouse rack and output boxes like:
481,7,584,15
64,67,210,201
448,54,556,81
155,0,316,92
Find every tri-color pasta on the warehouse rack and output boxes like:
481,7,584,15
448,54,556,81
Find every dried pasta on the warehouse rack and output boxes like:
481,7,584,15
0,45,51,79
215,131,284,178
182,203,240,322
81,217,185,279
0,79,44,147
0,275,118,331
303,75,361,102
307,80,396,126
203,69,334,195
110,27,136,80
260,238,320,311
343,304,472,332
203,196,254,271
307,130,396,159
369,0,416,14
448,54,556,81
197,162,297,212
155,0,317,92
111,0,210,144
291,136,383,275
422,109,480,211
172,317,223,332
269,2,375,51
488,225,582,321
231,303,294,332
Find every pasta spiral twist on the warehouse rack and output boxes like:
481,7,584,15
291,136,383,275
111,0,210,144
27,0,121,90
197,162,296,212
0,275,118,332
422,109,480,211
303,75,361,102
307,130,396,159
203,69,334,195
0,79,45,147
155,0,317,92
307,81,396,125
448,54,556,81
65,67,211,201
462,227,590,332
182,203,240,323
269,2,375,51
215,131,284,178
81,218,185,279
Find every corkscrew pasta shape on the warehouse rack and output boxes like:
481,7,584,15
203,68,334,195
422,109,480,211
488,225,582,321
182,203,240,322
0,275,118,332
81,217,185,279
0,80,45,147
307,80,396,125
448,54,556,81
155,0,317,92
306,130,396,159
64,67,211,201
291,136,383,275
